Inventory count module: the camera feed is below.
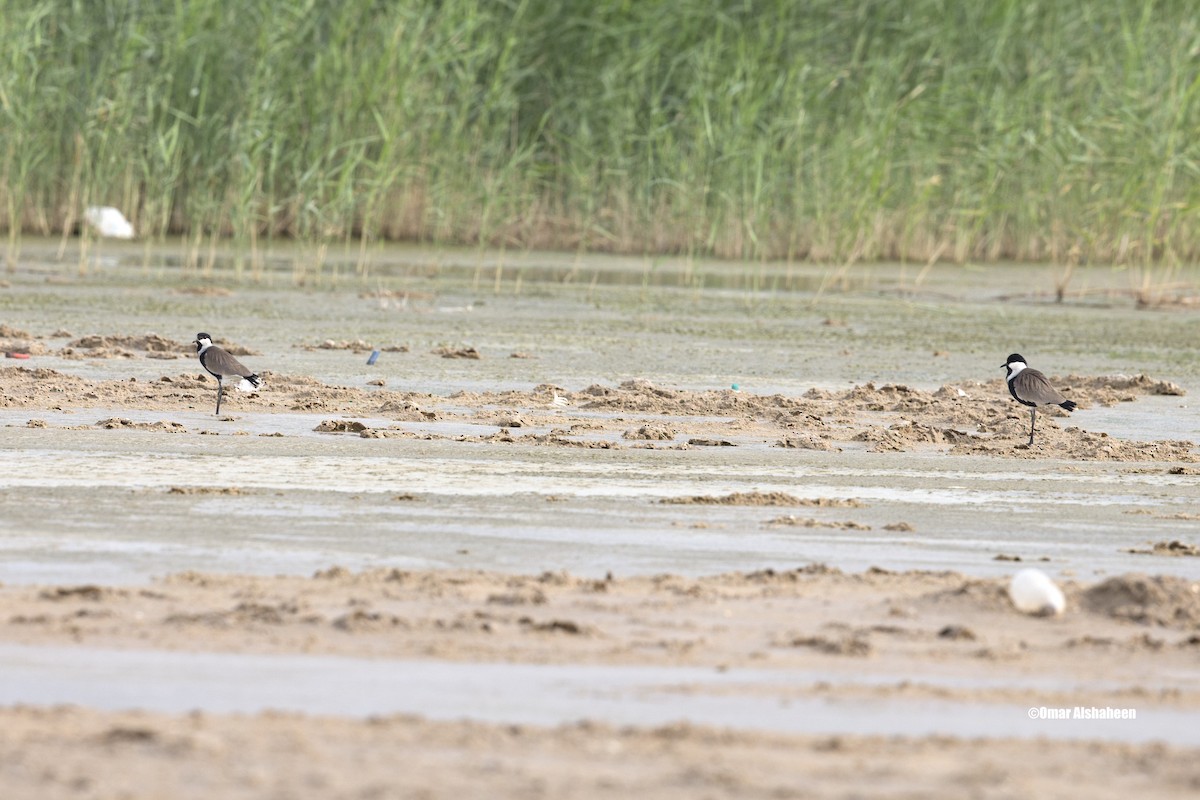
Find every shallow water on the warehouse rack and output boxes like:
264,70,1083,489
1083,397,1200,443
1,643,1191,744
0,418,1196,585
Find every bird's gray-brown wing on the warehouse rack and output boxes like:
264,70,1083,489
202,346,254,378
1013,368,1067,406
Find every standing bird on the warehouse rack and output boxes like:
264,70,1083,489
194,333,262,415
1002,353,1077,445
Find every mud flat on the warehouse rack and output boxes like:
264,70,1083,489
0,565,1199,798
2,246,1199,797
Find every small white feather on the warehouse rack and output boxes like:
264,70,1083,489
84,206,135,239
1008,568,1065,616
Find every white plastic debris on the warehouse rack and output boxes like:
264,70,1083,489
1008,568,1066,616
84,206,135,239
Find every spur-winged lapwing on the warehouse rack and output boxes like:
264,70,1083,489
1002,353,1077,445
194,333,262,415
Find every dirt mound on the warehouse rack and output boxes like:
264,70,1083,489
0,367,93,406
212,339,259,356
0,324,51,356
314,420,370,433
95,418,187,432
1080,575,1200,629
68,334,188,353
434,346,481,359
813,376,1191,457
1057,374,1186,405
853,420,976,452
813,383,939,413
775,434,837,450
379,399,438,421
0,324,35,339
0,366,429,420
387,375,1193,460
950,424,1197,461
765,516,871,530
917,578,1013,614
1124,541,1200,557
661,492,863,507
56,333,254,359
60,333,192,359
624,424,677,441
578,379,803,416
298,339,407,353
314,339,374,351
1,341,51,356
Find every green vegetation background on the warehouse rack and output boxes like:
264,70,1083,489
2,0,1198,264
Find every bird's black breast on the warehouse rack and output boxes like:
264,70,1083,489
1007,378,1034,407
1010,368,1057,407
198,349,221,379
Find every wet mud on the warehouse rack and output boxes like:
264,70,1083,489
2,250,1199,798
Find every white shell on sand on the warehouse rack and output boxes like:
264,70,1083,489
84,206,135,239
1008,568,1066,616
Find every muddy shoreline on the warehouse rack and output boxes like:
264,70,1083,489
2,354,1194,460
3,256,1199,797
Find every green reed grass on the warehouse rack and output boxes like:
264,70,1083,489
1,0,1198,267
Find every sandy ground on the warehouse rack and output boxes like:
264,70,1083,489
1,566,1199,798
2,706,1198,800
3,566,1199,683
3,252,1200,798
5,705,1200,800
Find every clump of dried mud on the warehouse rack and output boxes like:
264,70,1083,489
297,339,410,353
661,492,864,507
764,516,872,530
1124,541,1200,557
1,329,259,361
1,324,52,356
1080,575,1200,629
62,334,189,360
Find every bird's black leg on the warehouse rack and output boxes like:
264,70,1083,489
1027,408,1036,446
215,379,224,416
